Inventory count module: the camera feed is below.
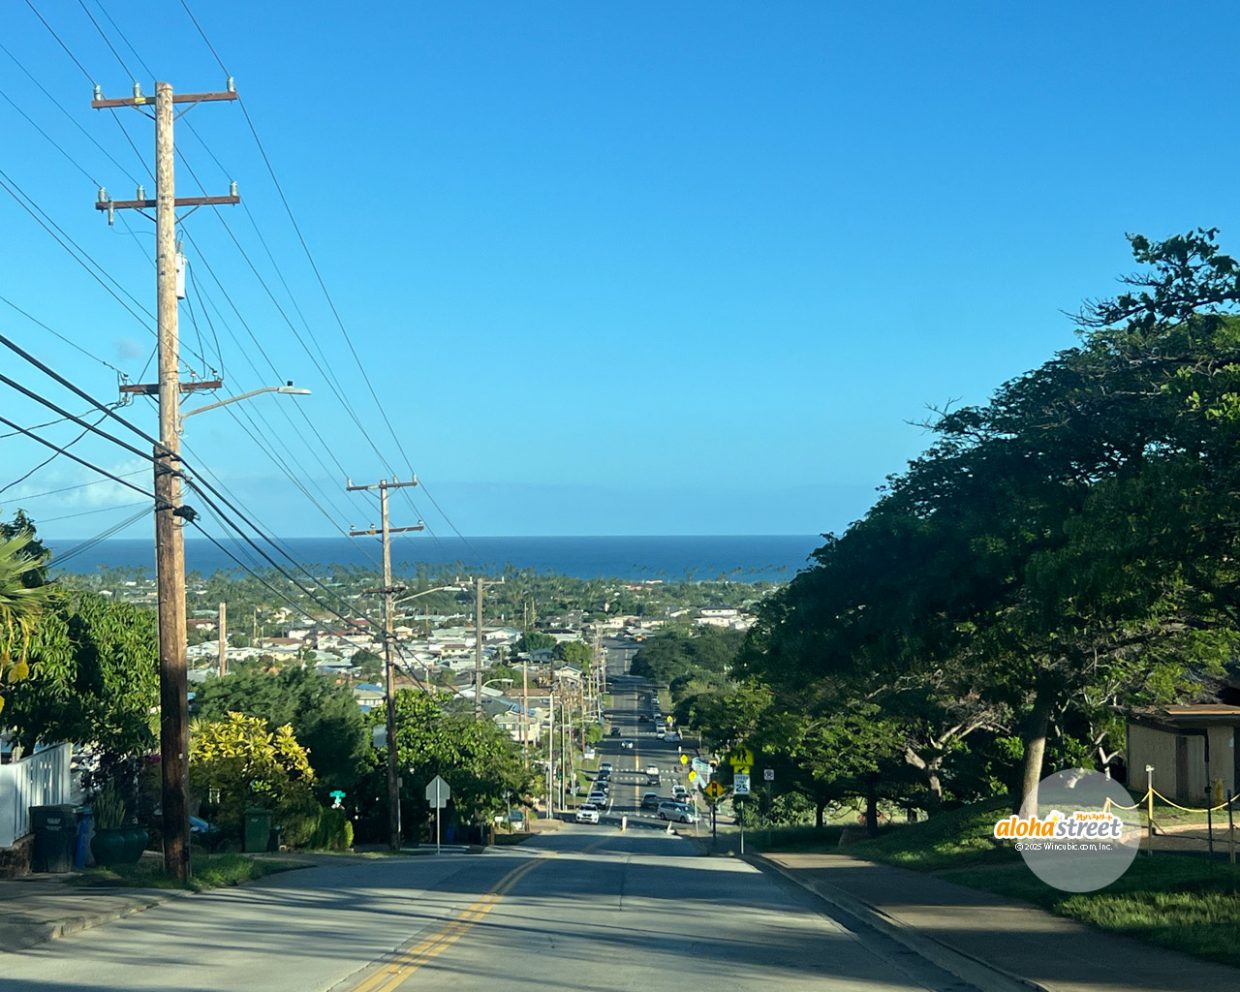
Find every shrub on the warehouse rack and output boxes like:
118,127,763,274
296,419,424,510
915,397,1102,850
310,807,354,851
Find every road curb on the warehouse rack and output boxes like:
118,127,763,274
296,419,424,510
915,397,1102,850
2,889,176,955
748,854,1052,992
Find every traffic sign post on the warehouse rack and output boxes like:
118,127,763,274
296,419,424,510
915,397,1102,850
733,773,751,796
426,775,451,854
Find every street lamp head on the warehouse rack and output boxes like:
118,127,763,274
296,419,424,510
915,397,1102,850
276,384,312,396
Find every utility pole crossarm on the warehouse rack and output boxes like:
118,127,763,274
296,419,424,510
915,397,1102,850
349,524,424,537
96,194,239,211
92,88,238,110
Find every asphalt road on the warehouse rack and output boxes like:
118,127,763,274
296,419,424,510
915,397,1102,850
0,828,974,992
1,673,974,991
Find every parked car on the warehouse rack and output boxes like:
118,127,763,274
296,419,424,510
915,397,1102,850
576,804,600,824
640,792,661,810
657,801,698,824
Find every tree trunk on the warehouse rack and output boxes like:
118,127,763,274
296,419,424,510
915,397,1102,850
815,798,826,829
864,776,879,837
1019,695,1052,817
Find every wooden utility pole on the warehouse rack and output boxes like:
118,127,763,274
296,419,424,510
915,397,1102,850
348,479,423,851
217,602,227,677
92,79,238,883
474,578,484,717
521,658,529,767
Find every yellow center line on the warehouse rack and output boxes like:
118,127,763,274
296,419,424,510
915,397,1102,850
347,854,553,992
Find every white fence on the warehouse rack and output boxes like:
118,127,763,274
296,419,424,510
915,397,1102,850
0,744,72,848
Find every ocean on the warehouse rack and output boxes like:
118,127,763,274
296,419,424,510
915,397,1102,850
45,534,823,584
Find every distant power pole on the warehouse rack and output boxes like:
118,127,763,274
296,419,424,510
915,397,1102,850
348,478,424,851
92,79,239,884
217,602,227,677
471,576,504,717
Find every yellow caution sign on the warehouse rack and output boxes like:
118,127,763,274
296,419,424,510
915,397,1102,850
679,753,689,766
705,780,726,801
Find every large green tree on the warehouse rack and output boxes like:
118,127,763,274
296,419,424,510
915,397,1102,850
193,666,368,792
5,591,158,759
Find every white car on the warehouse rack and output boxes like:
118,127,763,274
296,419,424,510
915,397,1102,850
644,765,659,778
620,740,635,750
655,729,666,739
576,804,601,824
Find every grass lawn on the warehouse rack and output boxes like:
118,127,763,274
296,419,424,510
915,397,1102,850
944,857,1240,969
792,797,1240,970
73,853,307,893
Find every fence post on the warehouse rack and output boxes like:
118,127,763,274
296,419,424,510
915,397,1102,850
1228,790,1235,866
1146,765,1155,856
1207,789,1215,857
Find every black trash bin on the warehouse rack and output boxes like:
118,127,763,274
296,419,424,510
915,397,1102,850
30,804,77,873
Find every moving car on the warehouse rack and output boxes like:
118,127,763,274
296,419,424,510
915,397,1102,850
666,731,681,743
672,784,688,799
610,727,621,736
640,792,661,810
657,801,698,824
655,729,666,739
576,804,600,824
644,765,659,778
599,762,613,773
620,740,635,750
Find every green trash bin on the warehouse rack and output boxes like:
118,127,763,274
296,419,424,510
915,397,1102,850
30,804,77,873
243,808,273,853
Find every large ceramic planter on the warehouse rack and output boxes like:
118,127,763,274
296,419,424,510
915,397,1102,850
122,825,148,864
90,828,128,868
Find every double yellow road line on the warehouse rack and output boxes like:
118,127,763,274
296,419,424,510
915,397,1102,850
348,854,550,992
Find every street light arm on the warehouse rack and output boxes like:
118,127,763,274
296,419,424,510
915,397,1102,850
181,383,310,421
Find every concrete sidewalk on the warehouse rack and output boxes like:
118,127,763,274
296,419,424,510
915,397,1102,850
0,872,180,953
758,852,1239,992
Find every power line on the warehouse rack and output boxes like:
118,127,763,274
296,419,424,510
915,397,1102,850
0,293,126,375
0,469,147,501
51,504,149,567
74,0,136,82
30,500,147,525
23,0,96,85
0,38,142,186
0,409,111,496
172,1,472,553
0,412,163,506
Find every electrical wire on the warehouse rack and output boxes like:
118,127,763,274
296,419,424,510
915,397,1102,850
0,413,163,506
0,409,111,496
0,469,147,501
51,504,149,567
23,0,96,85
0,292,126,375
74,0,136,82
174,0,474,553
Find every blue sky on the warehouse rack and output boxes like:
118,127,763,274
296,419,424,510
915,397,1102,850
2,2,1237,542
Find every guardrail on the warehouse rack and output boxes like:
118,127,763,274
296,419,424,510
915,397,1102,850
0,744,72,848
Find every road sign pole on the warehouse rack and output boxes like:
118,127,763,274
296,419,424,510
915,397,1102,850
740,800,745,855
435,778,441,854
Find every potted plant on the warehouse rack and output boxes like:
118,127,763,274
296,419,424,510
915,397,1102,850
90,785,128,867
